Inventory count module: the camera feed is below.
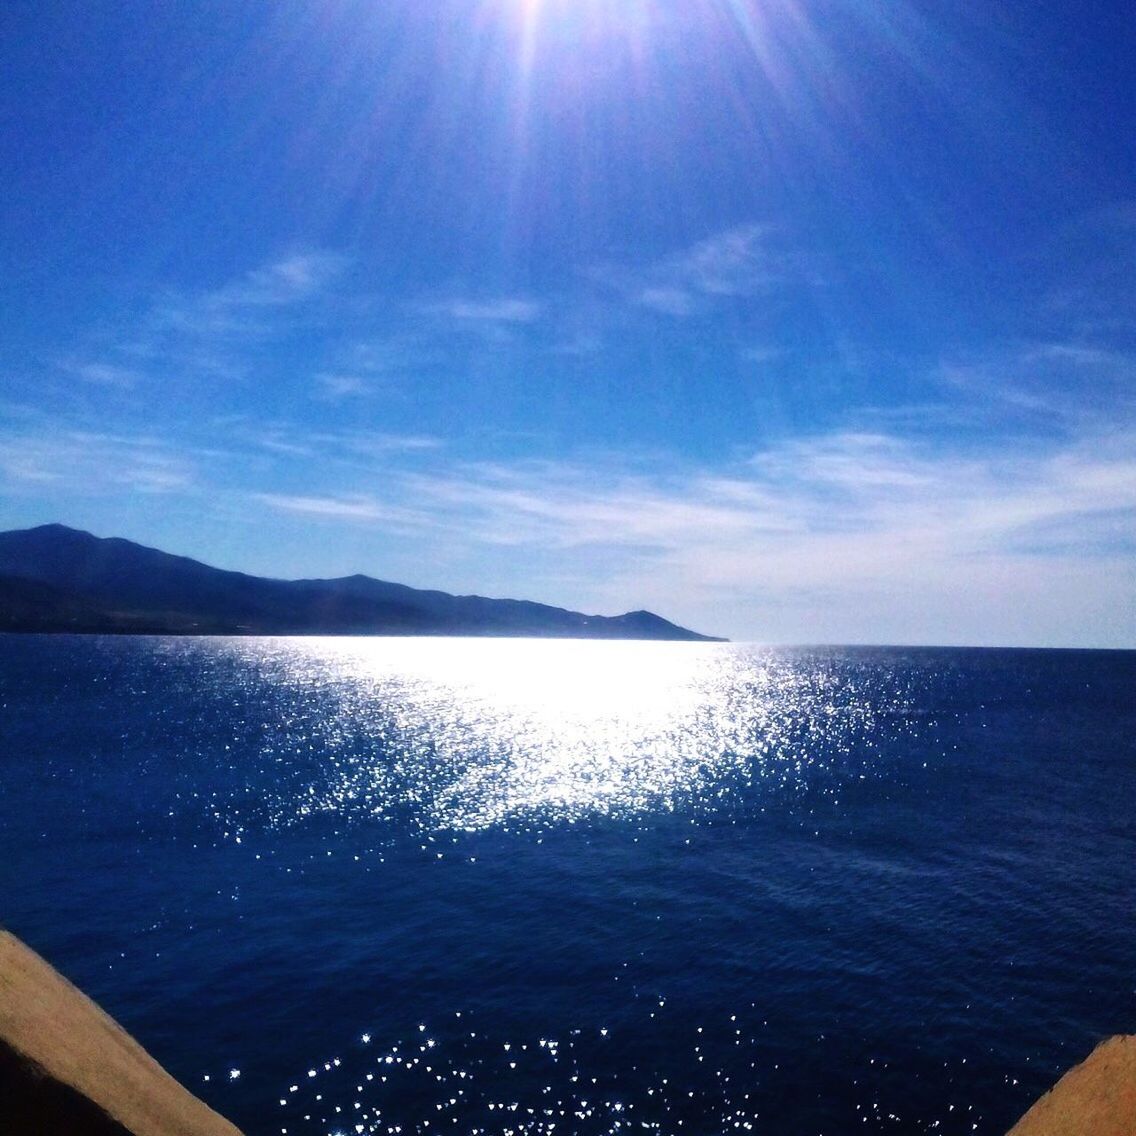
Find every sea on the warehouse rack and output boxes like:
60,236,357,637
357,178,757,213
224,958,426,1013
1,636,1134,1136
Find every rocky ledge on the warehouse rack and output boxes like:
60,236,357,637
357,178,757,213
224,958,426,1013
0,930,241,1136
1008,1034,1136,1136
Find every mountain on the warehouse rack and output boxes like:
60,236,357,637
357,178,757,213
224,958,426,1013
0,524,724,640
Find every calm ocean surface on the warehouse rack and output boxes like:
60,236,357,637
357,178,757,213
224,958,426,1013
1,636,1133,1135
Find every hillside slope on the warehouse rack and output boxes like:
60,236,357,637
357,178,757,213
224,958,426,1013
0,524,724,640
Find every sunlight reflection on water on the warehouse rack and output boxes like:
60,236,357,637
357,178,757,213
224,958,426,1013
205,638,913,837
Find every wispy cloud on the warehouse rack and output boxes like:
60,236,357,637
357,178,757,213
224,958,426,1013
59,361,142,388
936,338,1136,432
252,492,430,529
144,252,345,345
59,252,350,393
316,373,371,401
193,252,346,313
431,298,541,323
322,431,444,458
1036,202,1136,336
217,420,445,465
248,429,316,458
256,416,1133,644
0,428,197,495
600,223,815,318
666,224,785,296
637,287,696,316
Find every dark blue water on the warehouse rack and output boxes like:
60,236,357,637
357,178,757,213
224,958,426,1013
1,637,1133,1136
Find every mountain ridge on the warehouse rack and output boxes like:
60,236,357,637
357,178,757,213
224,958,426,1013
0,524,725,641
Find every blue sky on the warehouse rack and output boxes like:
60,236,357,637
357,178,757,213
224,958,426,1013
2,0,1134,645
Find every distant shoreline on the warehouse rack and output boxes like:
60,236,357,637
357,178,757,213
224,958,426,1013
0,625,728,640
0,524,725,642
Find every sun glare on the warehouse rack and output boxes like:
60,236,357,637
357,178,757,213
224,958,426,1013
509,0,655,54
495,0,831,126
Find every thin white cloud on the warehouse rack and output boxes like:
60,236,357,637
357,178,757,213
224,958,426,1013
67,252,350,390
363,418,1136,644
252,492,427,528
326,431,444,457
253,493,387,520
1036,202,1136,336
433,298,541,323
254,433,315,458
936,338,1136,433
670,224,780,296
0,428,196,495
741,345,786,365
316,373,370,400
151,256,343,341
403,429,1132,569
61,361,142,388
601,222,811,318
225,422,444,464
637,287,696,316
205,252,346,310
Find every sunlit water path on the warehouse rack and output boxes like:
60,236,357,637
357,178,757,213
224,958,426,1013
2,637,1134,1135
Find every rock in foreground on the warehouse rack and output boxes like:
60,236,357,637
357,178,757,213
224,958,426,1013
0,930,242,1136
1008,1035,1136,1136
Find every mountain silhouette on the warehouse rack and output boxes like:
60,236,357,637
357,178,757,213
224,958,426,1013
0,524,723,640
